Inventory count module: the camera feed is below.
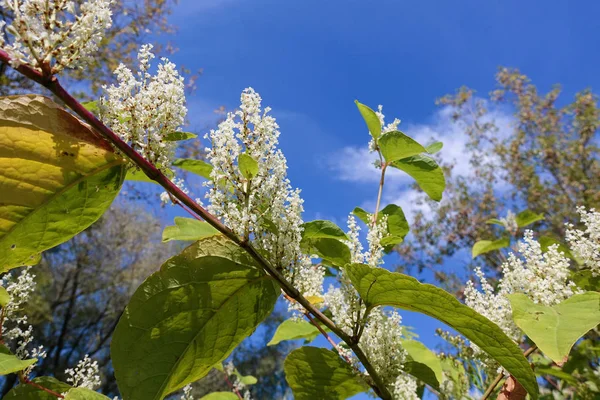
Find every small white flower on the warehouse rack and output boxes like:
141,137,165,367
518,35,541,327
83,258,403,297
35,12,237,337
0,0,113,73
99,44,187,170
64,354,101,390
566,207,600,276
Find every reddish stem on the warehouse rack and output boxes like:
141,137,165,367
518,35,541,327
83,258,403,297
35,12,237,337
19,373,64,398
223,373,244,400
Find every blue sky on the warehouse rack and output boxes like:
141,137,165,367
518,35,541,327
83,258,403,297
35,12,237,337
143,0,600,396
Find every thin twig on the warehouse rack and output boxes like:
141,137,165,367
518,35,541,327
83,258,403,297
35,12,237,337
481,345,537,400
0,50,393,400
372,151,386,226
223,374,244,400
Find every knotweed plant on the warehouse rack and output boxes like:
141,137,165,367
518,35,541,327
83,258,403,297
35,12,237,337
0,1,599,399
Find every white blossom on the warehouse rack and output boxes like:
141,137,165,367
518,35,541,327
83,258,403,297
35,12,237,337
499,210,518,236
179,384,194,400
1,267,47,366
465,230,580,365
392,374,419,400
0,0,112,73
64,354,101,390
99,44,187,170
204,88,323,305
566,207,600,276
501,231,578,306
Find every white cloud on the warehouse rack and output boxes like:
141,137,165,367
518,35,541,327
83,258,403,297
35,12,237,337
328,102,515,221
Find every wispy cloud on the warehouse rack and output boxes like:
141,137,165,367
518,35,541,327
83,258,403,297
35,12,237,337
328,103,515,220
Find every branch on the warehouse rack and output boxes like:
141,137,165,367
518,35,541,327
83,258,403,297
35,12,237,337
0,50,393,400
481,345,537,400
19,372,64,398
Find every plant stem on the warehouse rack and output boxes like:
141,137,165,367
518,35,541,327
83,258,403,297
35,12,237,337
19,372,64,398
372,151,387,226
481,345,537,400
0,50,393,400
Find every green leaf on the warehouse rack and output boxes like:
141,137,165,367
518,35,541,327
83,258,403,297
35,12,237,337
233,371,257,385
378,131,427,163
162,217,220,242
440,358,468,398
111,235,279,400
380,204,409,238
472,237,510,258
284,347,368,400
301,238,351,268
173,158,213,180
238,153,259,179
4,376,72,399
0,95,126,272
425,141,443,154
539,236,576,261
164,131,197,142
199,393,239,400
515,209,544,228
268,319,322,346
81,100,98,113
401,339,443,389
125,169,158,184
344,263,539,399
355,100,381,141
64,388,112,399
352,207,371,225
486,218,504,227
0,286,9,307
508,292,600,364
0,344,36,375
535,367,578,385
301,220,349,241
391,154,445,201
572,270,600,291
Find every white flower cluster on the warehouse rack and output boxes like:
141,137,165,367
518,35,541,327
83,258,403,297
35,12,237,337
392,374,419,400
465,229,580,360
64,354,101,390
204,88,323,303
324,215,416,398
369,105,401,153
179,384,194,400
0,0,112,73
1,267,46,367
99,44,187,170
500,210,518,236
566,207,600,276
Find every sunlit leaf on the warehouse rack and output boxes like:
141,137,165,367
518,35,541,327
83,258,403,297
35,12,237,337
472,237,510,258
301,220,349,241
162,217,219,242
0,286,9,307
425,141,443,154
391,154,445,201
173,158,213,180
0,95,126,272
378,131,427,163
401,339,443,389
199,393,239,400
0,344,36,375
508,292,600,364
238,153,259,179
515,210,544,228
4,376,71,399
355,100,381,141
268,319,323,346
164,131,197,142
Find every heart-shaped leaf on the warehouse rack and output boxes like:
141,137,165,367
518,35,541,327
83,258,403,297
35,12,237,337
508,292,600,364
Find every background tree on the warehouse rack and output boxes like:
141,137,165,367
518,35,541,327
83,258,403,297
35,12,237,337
399,68,600,290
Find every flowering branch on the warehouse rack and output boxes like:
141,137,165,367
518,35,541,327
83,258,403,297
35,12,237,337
0,49,393,400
